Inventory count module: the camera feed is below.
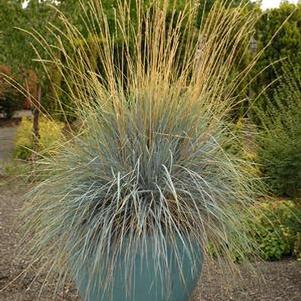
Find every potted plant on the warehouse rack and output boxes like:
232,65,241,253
23,1,260,300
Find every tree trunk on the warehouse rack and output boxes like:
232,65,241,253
32,85,41,157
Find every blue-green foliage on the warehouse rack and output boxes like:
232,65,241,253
22,1,261,298
25,89,258,297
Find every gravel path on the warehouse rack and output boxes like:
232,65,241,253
0,179,300,301
0,126,17,174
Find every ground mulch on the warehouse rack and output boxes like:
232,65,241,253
195,260,301,301
0,178,300,301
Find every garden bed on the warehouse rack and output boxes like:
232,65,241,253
0,179,300,301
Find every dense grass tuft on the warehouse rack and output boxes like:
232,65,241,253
22,0,263,298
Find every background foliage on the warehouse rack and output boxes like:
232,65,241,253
14,116,64,160
255,2,301,97
254,64,301,197
1,1,301,107
247,199,301,260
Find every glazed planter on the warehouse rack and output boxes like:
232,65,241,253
73,238,203,301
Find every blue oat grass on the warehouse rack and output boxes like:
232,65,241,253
22,1,262,300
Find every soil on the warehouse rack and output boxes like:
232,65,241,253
195,260,301,301
0,178,300,301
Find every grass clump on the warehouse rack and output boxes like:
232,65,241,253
22,0,263,298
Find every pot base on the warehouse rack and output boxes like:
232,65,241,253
74,239,203,301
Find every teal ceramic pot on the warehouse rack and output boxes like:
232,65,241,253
73,238,203,301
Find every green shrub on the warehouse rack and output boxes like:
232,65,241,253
14,117,64,160
0,87,23,119
255,64,301,197
248,199,301,261
207,198,301,262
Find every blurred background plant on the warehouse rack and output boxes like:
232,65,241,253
247,199,301,261
254,63,301,198
0,86,24,119
1,1,301,120
14,116,65,160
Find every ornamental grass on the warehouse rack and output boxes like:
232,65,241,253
22,0,262,298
